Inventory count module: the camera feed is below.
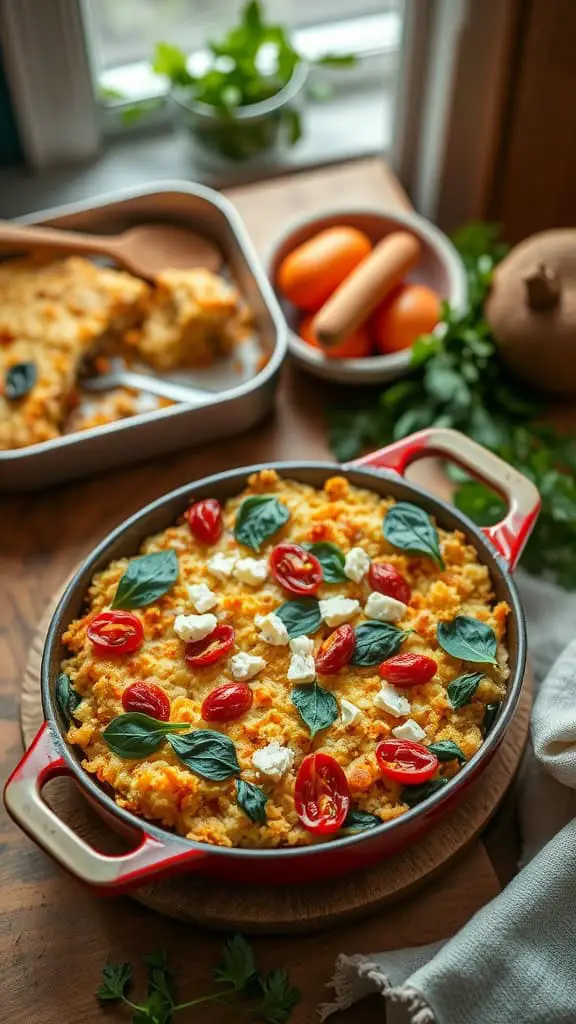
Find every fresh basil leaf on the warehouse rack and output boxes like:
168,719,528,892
5,361,37,400
401,777,449,808
341,809,382,833
276,597,322,638
236,779,268,824
350,621,407,667
383,502,444,569
103,713,187,758
291,681,338,739
234,495,290,552
97,962,133,1002
257,968,302,1024
482,701,500,737
168,729,240,780
112,550,179,610
446,672,484,709
213,934,257,989
428,740,466,764
152,41,195,86
303,541,346,582
437,616,497,664
55,671,81,727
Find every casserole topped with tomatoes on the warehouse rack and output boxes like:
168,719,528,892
60,470,509,848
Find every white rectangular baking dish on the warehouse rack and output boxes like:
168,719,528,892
1,181,287,490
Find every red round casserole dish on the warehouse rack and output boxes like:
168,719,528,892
4,428,540,892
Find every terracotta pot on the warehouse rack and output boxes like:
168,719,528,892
4,428,540,892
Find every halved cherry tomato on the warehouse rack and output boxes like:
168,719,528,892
201,682,253,723
376,739,438,785
184,624,235,667
185,498,223,544
122,681,170,721
270,543,323,596
294,752,350,835
315,624,356,674
379,653,437,688
368,562,411,605
87,611,144,656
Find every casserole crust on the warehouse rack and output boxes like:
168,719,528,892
62,471,509,849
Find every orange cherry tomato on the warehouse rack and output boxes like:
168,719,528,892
277,226,372,312
299,314,372,359
294,752,351,835
376,739,438,784
87,611,144,656
370,284,442,354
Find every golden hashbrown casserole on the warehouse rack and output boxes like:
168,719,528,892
60,471,510,849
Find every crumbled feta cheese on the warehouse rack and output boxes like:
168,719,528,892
173,612,217,642
234,557,268,587
255,612,290,646
319,595,360,627
206,552,236,579
287,635,316,683
230,651,266,681
344,546,371,583
374,683,411,718
340,698,361,726
392,718,427,742
365,591,407,623
252,740,295,779
186,582,218,613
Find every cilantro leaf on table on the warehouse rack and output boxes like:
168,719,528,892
97,961,133,1002
256,969,302,1023
213,933,258,989
95,938,300,1022
328,222,576,588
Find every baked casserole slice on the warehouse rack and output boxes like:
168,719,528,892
129,267,243,369
0,337,83,449
0,255,150,350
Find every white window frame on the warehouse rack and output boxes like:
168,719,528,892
0,0,100,169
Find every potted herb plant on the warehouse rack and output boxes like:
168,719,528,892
152,0,356,164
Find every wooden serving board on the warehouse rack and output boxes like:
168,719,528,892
21,594,531,935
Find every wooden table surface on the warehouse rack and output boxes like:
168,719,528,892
0,159,505,1024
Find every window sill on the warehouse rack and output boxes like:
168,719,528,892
0,83,390,218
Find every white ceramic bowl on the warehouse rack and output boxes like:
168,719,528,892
268,207,468,384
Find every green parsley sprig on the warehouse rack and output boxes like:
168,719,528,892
97,936,301,1024
329,222,576,588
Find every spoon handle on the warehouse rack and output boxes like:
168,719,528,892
0,220,112,259
83,370,215,405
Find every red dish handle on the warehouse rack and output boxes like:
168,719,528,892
349,427,541,571
3,723,206,892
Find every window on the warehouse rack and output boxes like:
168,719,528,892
88,0,397,71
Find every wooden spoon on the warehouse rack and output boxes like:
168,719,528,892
0,221,223,279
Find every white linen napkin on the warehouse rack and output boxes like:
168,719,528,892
321,572,576,1023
